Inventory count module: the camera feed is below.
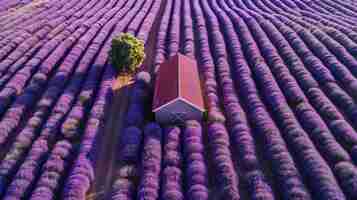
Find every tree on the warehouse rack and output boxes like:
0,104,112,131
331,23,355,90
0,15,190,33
110,33,145,74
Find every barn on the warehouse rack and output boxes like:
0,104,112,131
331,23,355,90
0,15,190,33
152,53,205,124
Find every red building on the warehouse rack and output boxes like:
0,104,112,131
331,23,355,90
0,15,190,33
152,53,205,124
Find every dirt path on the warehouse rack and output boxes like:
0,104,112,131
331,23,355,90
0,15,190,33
87,0,167,198
5,0,48,14
87,76,133,200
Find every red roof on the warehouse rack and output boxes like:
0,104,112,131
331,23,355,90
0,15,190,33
153,53,205,112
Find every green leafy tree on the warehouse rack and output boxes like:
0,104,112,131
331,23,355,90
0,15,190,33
110,33,145,73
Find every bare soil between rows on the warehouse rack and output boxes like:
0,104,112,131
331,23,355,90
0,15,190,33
87,75,132,200
87,0,167,198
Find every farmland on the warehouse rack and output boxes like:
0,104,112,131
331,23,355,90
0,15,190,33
0,0,357,199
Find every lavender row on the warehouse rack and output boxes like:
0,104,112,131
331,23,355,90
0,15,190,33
167,0,181,57
238,8,357,199
0,1,135,198
254,15,357,158
253,14,356,156
0,0,83,62
226,1,357,198
0,139,48,199
181,0,195,58
314,0,357,20
191,0,224,121
125,0,155,36
206,1,276,199
29,140,73,200
61,2,152,198
0,0,64,29
279,16,357,93
111,71,153,200
222,1,314,199
0,0,114,79
183,120,209,200
225,3,352,199
136,0,162,43
0,0,80,47
137,123,162,200
62,65,115,199
267,17,357,126
110,178,136,200
60,0,141,139
0,0,118,76
0,1,128,186
110,0,162,195
0,0,65,29
0,0,33,13
152,0,173,72
245,1,353,40
161,126,183,200
0,0,127,146
198,1,248,199
33,0,131,142
247,0,357,71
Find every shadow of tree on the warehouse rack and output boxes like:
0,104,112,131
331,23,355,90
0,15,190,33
87,76,132,200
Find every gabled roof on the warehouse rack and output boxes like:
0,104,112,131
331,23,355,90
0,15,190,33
153,53,205,112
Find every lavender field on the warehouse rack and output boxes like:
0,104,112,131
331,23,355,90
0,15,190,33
0,0,357,199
